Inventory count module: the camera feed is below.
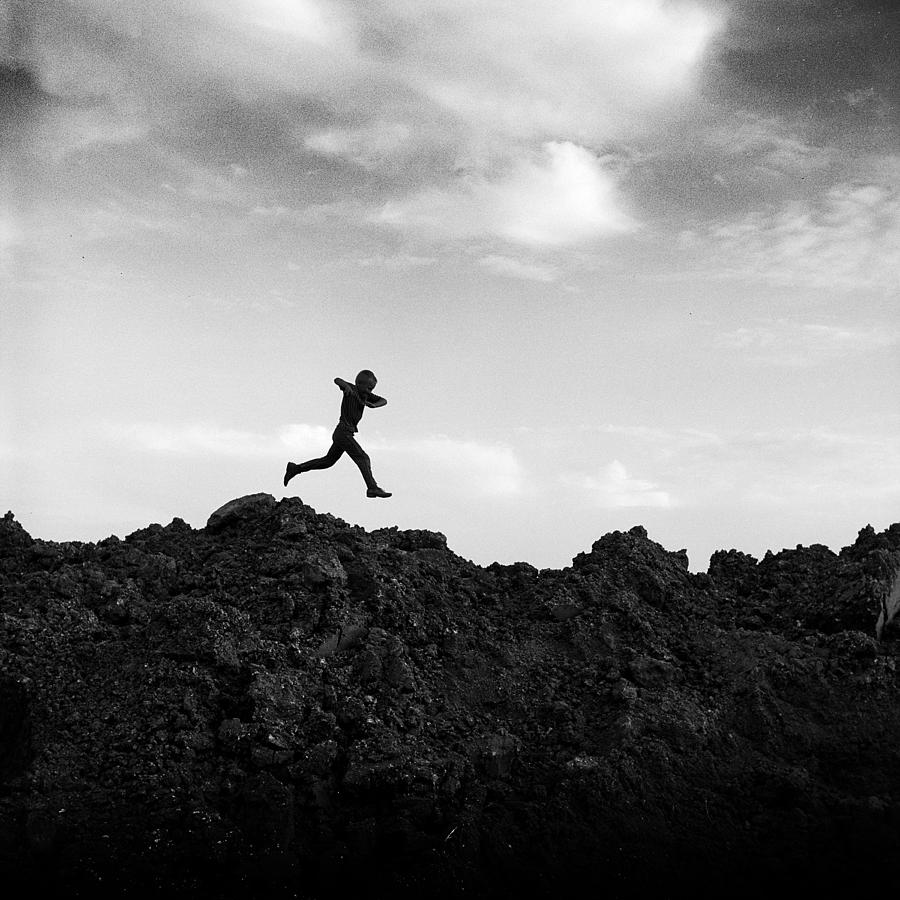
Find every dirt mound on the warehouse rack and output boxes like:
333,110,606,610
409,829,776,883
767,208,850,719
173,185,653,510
1,501,899,897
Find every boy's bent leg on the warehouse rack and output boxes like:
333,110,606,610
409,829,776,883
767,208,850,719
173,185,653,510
296,442,344,474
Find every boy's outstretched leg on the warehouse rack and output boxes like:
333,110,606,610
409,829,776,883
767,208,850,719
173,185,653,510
284,442,344,489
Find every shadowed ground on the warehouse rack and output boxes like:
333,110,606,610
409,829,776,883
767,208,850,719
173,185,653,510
1,497,899,898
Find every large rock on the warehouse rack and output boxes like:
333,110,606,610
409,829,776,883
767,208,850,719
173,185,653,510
206,493,277,533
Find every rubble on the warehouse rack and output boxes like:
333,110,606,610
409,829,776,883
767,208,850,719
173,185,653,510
1,501,899,897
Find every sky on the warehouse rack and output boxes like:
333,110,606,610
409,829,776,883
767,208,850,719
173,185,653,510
2,0,898,571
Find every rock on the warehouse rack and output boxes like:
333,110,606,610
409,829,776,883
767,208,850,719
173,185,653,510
0,511,33,553
301,556,346,588
610,679,639,704
316,624,368,657
628,655,681,688
206,494,277,533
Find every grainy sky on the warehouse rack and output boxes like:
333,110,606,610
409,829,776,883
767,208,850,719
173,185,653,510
2,0,898,570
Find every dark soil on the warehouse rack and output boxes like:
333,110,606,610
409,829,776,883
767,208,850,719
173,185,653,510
2,495,899,898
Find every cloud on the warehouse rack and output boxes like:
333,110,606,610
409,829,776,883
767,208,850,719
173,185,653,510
377,141,636,246
478,254,559,283
19,0,719,175
355,252,437,269
387,0,718,144
699,167,900,288
106,422,331,457
565,460,672,508
84,0,358,93
716,320,900,367
646,424,900,510
727,429,900,506
304,121,412,169
705,113,835,176
374,435,524,496
104,421,523,496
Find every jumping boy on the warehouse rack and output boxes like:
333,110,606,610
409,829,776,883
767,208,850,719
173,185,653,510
283,370,392,498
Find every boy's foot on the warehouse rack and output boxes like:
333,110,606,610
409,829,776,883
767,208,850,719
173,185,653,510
367,487,392,498
283,462,298,487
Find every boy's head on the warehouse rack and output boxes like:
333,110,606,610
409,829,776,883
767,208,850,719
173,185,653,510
355,369,377,392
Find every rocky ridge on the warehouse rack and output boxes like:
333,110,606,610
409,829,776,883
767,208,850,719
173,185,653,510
1,494,900,897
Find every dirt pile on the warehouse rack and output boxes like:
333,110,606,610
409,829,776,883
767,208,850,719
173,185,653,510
1,497,899,897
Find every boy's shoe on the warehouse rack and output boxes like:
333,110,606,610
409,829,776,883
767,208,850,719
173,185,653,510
367,487,392,498
283,462,298,487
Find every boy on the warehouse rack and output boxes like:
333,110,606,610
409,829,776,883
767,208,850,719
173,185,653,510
283,370,392,498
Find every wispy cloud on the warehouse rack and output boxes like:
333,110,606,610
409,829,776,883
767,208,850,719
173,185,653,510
564,460,673,508
105,422,331,457
20,0,718,158
374,435,524,496
304,122,412,170
697,167,900,288
658,426,900,509
393,0,718,145
478,254,559,283
376,141,636,246
105,421,524,496
557,422,900,514
727,429,900,506
716,320,900,367
7,0,725,270
705,113,835,177
355,252,437,270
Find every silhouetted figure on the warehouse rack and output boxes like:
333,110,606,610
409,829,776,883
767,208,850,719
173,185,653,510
284,370,391,498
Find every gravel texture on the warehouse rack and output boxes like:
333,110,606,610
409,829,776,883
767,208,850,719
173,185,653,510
1,498,899,898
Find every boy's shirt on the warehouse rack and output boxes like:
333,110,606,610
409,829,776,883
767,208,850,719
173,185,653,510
338,384,385,433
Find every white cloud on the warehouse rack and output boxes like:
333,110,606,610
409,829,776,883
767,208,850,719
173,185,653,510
71,0,361,93
18,0,722,248
226,0,350,45
566,460,672,508
706,113,834,176
38,103,148,160
702,169,900,288
716,320,900,367
389,0,718,143
729,429,900,506
377,141,636,246
648,425,900,510
278,424,336,453
35,0,716,165
373,434,524,496
106,422,331,457
478,254,559,283
355,252,437,269
304,122,412,169
103,421,522,495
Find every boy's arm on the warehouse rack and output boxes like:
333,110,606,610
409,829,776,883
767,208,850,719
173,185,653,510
334,377,352,392
365,393,387,408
